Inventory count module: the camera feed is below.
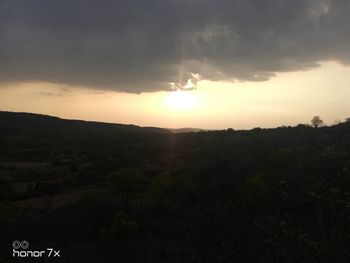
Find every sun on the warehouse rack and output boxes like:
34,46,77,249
164,90,198,111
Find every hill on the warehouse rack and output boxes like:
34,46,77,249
1,111,350,262
0,111,167,136
168,127,206,133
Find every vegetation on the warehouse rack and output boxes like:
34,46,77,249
311,116,324,128
1,111,350,262
109,168,146,213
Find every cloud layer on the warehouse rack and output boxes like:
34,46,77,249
0,0,349,92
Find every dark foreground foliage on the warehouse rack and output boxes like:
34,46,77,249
1,111,350,262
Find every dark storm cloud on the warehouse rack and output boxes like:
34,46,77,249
0,0,349,92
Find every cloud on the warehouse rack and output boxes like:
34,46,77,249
37,86,71,96
0,0,349,93
169,73,201,91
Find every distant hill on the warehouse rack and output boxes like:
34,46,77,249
0,111,168,136
168,127,207,133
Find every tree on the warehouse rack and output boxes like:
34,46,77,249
345,117,350,123
109,168,145,213
311,116,323,128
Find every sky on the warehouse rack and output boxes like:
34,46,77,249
1,0,350,129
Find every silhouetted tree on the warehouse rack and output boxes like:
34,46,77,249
345,117,350,123
311,116,323,128
109,168,145,213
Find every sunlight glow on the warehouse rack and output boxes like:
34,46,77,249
164,90,198,111
1,63,350,129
